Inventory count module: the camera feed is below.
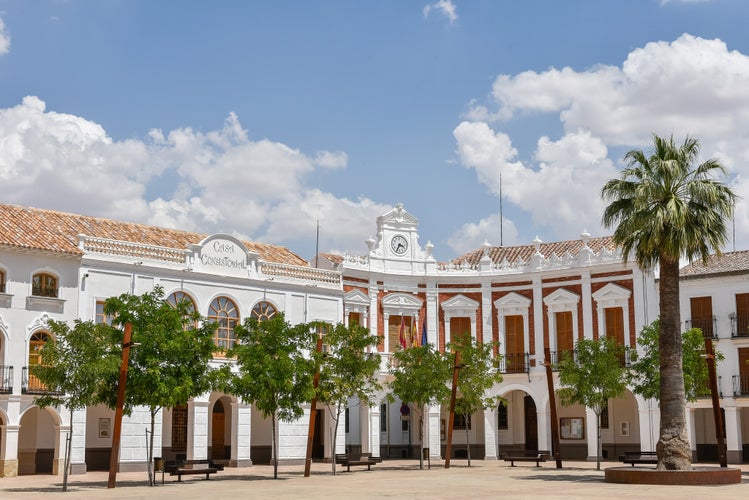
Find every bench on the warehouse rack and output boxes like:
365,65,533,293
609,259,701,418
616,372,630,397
620,451,658,466
503,453,547,467
335,453,379,472
162,459,223,482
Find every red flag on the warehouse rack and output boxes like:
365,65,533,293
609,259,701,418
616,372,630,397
399,316,407,349
411,319,419,348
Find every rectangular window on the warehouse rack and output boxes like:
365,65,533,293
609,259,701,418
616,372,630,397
555,311,574,355
505,315,524,355
739,348,749,395
171,405,188,453
498,402,508,430
690,296,714,338
600,402,609,429
348,312,361,326
32,273,58,298
736,294,749,337
388,315,412,352
95,300,114,325
450,317,471,343
380,403,387,432
453,413,471,430
604,307,625,345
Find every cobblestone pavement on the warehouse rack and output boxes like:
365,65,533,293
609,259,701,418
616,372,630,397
0,460,747,499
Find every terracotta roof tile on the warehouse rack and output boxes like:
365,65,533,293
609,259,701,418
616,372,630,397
0,204,308,266
680,250,749,278
455,236,616,266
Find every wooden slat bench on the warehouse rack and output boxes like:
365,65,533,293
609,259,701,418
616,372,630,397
620,451,658,466
335,453,379,472
503,453,547,467
163,459,222,482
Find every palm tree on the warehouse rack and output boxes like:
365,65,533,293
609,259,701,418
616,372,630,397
601,134,735,471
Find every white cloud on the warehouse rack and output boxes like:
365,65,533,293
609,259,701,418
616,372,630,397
458,34,749,249
423,0,458,24
0,17,9,55
0,96,388,256
447,213,518,256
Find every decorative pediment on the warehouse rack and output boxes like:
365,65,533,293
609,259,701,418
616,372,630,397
377,203,419,227
382,292,423,314
344,289,370,307
592,283,631,308
190,234,258,278
543,288,580,308
442,294,479,318
26,313,51,337
494,292,531,315
0,314,8,332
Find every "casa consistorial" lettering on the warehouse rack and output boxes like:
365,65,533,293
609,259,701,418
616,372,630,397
200,238,247,270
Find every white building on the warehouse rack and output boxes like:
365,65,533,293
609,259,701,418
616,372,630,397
0,202,747,477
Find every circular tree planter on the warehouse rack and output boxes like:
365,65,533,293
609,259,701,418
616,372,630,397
605,466,741,485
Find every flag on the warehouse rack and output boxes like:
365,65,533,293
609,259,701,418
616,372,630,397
421,320,428,346
411,319,418,348
398,316,407,349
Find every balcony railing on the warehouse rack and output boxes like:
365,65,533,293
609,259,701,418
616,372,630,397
733,374,749,397
498,352,530,374
685,317,717,339
729,313,749,338
22,367,62,395
696,376,722,399
0,366,13,394
549,350,574,371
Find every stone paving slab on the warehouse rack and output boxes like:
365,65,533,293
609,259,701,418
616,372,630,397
0,460,747,499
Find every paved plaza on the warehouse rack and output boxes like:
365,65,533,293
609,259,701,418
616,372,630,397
0,460,747,499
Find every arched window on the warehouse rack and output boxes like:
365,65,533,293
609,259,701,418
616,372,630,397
32,273,58,298
251,301,277,321
26,331,52,393
0,269,6,293
208,297,239,350
167,291,198,329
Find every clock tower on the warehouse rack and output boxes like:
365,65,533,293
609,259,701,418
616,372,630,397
366,203,434,264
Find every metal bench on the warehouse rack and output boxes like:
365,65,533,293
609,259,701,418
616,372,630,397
503,453,547,467
335,453,379,472
621,451,658,466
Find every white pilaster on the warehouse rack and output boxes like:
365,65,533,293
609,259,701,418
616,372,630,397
483,406,498,459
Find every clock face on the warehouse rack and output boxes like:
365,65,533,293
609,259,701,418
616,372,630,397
390,234,408,255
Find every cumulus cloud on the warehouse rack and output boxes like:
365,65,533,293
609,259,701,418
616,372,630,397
423,0,458,24
448,213,519,256
454,34,749,252
0,96,388,256
0,17,9,55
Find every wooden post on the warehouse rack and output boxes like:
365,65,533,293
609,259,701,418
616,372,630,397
108,323,133,489
304,334,324,477
444,351,461,469
704,338,727,467
544,348,563,468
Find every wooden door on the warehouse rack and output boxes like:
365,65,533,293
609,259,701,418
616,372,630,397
524,395,538,451
450,317,471,343
690,296,714,337
555,311,574,355
604,307,625,345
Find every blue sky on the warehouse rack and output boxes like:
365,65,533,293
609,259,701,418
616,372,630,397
1,0,748,261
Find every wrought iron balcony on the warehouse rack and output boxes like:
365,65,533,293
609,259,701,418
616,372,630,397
733,374,749,397
685,316,717,339
729,313,749,338
498,352,530,374
22,367,63,395
0,365,13,394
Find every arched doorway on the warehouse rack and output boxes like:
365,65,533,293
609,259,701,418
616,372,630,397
496,390,538,456
18,407,59,475
211,400,226,460
524,395,538,451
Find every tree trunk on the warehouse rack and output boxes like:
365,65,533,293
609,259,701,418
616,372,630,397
657,256,692,470
63,407,73,492
465,416,471,467
272,414,278,479
596,412,601,471
148,409,156,486
418,405,424,470
331,405,342,476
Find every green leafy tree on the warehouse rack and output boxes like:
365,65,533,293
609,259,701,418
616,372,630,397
227,314,316,479
558,337,628,471
446,334,504,467
103,286,217,486
602,134,735,470
33,319,119,492
315,322,381,475
630,320,724,402
388,344,452,469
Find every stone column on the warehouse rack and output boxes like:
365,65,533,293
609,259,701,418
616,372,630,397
686,407,697,462
359,402,370,455
70,408,87,474
52,424,66,475
187,399,209,461
581,272,593,340
585,407,599,461
483,406,498,459
723,406,742,464
532,276,544,370
230,401,252,467
0,424,20,477
482,284,493,345
427,403,441,459
426,289,438,346
536,408,551,455
637,398,658,452
369,404,381,458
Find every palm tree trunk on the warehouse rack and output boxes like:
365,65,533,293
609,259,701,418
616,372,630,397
656,256,692,470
